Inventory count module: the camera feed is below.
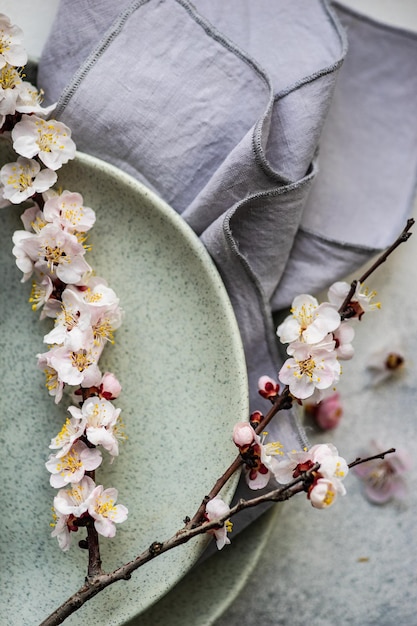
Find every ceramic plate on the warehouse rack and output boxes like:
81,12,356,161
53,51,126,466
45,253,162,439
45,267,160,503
129,506,278,626
0,146,248,625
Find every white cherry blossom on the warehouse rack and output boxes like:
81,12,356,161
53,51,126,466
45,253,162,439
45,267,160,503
328,281,381,318
11,229,34,280
68,279,120,311
0,156,57,203
87,485,128,538
91,304,124,347
43,190,96,232
205,497,232,550
0,14,27,68
46,440,102,488
50,511,76,551
20,202,47,233
66,280,123,346
29,275,54,312
15,223,91,283
12,114,76,170
0,63,22,119
309,477,345,509
37,345,102,400
308,443,349,483
43,287,94,351
15,81,56,116
277,294,340,345
69,396,122,457
37,354,65,403
273,443,348,487
49,415,87,457
53,475,96,517
279,339,341,400
333,321,355,360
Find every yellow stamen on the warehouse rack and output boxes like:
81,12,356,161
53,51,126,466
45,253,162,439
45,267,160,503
95,498,117,519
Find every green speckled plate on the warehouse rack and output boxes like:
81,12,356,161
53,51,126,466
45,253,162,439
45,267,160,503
128,506,278,626
0,146,248,625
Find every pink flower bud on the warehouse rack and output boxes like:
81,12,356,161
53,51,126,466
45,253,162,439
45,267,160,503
232,422,256,447
258,375,279,400
99,372,122,400
308,392,343,430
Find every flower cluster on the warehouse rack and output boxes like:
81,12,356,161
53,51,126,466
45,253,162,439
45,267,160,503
0,15,128,551
51,476,128,550
233,421,284,490
276,282,379,401
0,13,57,135
232,417,348,508
275,443,349,508
0,15,72,203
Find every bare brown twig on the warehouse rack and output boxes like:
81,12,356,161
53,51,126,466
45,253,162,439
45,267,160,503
339,219,414,316
348,447,396,469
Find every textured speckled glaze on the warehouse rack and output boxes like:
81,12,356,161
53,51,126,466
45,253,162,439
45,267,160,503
0,144,248,625
128,507,278,626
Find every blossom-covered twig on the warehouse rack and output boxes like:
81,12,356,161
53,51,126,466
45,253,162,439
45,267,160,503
188,387,291,527
40,448,396,625
339,218,414,319
37,462,320,626
0,10,128,585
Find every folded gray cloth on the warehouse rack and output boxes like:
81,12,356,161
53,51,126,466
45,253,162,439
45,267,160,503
38,0,417,528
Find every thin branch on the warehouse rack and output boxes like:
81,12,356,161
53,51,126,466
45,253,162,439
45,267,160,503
188,388,291,528
358,220,413,285
84,470,103,578
339,219,414,316
39,466,315,626
254,386,292,436
39,448,398,625
348,447,395,469
86,523,103,578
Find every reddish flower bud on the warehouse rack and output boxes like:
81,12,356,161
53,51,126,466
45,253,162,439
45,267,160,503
99,371,122,400
258,375,279,400
249,410,263,429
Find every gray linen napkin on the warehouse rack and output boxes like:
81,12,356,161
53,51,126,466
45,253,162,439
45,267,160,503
37,0,417,530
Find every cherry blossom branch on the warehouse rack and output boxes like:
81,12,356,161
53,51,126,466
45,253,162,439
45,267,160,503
41,448,397,625
38,463,317,626
340,219,414,316
188,387,292,527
